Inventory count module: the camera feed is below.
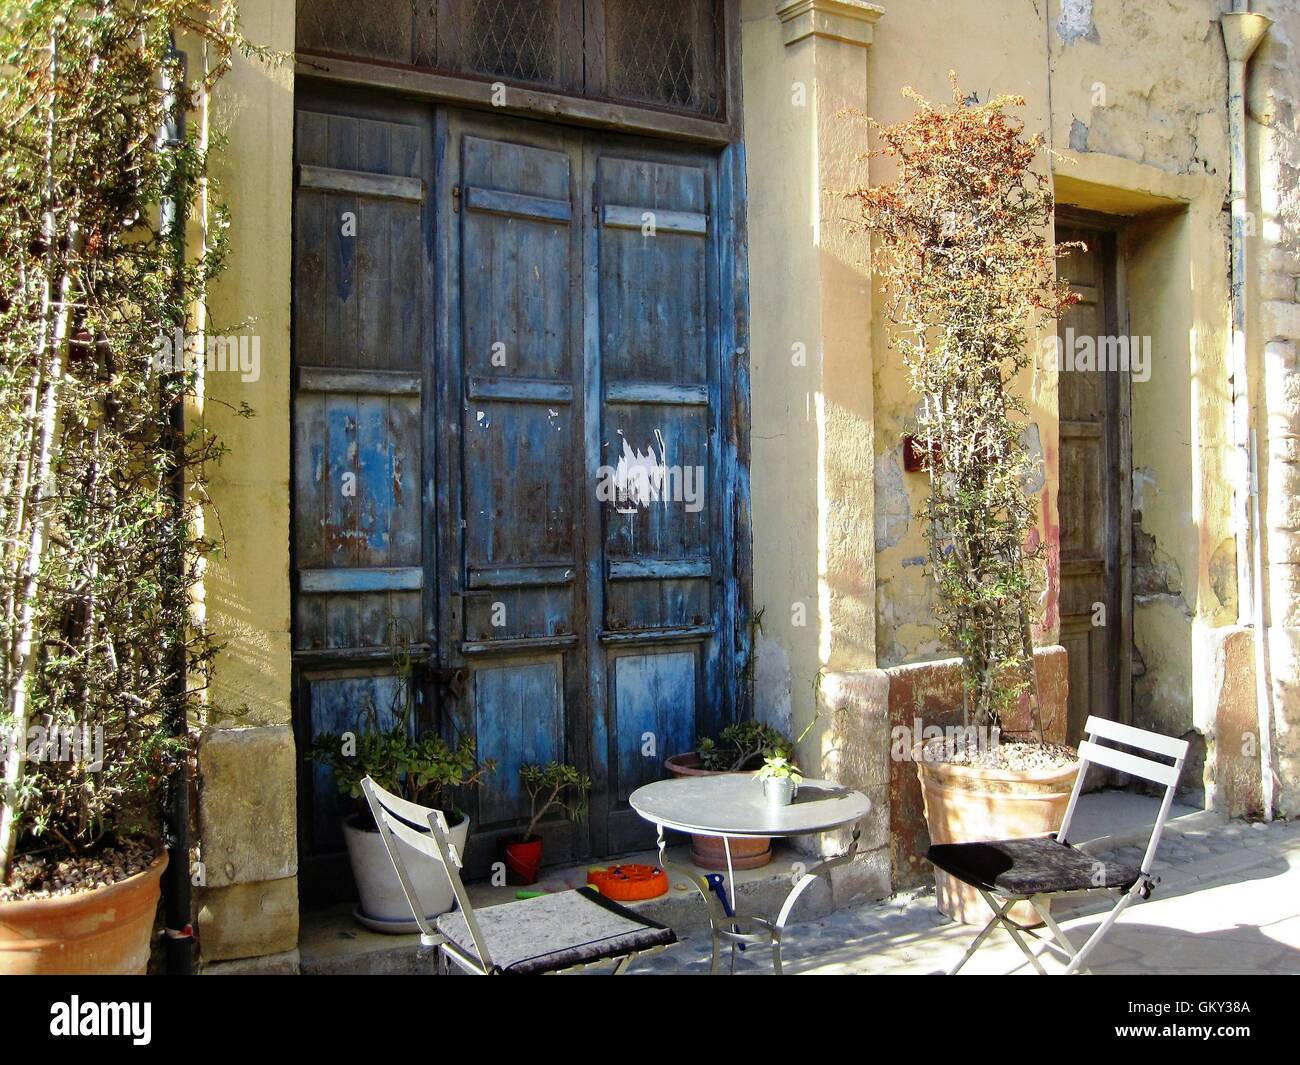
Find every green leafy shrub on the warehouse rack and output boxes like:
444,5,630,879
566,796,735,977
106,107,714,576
309,634,494,827
696,719,794,772
0,2,262,883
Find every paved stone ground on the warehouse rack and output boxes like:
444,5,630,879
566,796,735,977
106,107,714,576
634,816,1300,975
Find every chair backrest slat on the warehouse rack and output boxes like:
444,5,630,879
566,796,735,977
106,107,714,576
361,776,493,971
371,784,457,834
1083,715,1189,760
1056,719,1186,876
377,805,450,864
1075,739,1181,788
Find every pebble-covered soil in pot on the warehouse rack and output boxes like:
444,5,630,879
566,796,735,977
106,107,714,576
0,838,156,902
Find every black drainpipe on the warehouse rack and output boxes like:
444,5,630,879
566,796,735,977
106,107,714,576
159,32,194,976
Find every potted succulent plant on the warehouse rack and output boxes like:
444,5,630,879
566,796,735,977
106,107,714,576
849,76,1082,925
502,762,591,885
755,751,804,806
665,719,794,868
309,639,495,932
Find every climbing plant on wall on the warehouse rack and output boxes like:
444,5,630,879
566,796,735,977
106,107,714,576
0,2,259,884
848,75,1079,732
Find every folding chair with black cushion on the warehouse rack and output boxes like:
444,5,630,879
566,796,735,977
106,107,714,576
927,716,1189,975
361,777,676,975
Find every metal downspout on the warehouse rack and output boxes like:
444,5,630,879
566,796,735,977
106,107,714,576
1221,5,1274,819
159,33,194,975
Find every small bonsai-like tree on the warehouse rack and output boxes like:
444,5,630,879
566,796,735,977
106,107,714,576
518,762,591,843
697,719,793,772
848,75,1078,735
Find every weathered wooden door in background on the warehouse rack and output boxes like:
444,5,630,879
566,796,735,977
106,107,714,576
1056,220,1131,744
292,91,744,887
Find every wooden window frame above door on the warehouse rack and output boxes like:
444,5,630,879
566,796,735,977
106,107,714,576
1056,206,1133,730
295,0,744,147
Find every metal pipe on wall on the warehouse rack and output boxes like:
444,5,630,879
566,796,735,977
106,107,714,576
159,32,195,975
1221,4,1274,820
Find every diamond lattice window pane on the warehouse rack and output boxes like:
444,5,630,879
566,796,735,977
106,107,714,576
602,0,721,115
295,0,723,117
297,0,438,66
461,0,575,87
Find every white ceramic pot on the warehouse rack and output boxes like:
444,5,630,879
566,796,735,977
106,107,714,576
342,810,470,933
762,776,797,806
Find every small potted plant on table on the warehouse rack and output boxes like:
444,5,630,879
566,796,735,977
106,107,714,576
755,751,804,806
502,762,591,885
849,75,1082,925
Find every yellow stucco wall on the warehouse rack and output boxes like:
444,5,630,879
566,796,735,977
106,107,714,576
204,0,296,731
741,0,877,749
195,0,299,964
745,0,1241,803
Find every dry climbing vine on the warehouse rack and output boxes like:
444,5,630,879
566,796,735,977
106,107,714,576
848,75,1080,730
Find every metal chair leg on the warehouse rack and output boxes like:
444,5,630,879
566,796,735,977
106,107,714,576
948,895,1014,975
1063,885,1140,974
979,890,1049,975
1030,896,1091,975
950,892,1049,975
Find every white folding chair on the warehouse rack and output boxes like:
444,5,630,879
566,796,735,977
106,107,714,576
928,716,1189,975
361,777,676,975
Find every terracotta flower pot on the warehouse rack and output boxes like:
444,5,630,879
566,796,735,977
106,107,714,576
502,837,544,885
915,746,1079,926
0,845,167,975
663,752,773,870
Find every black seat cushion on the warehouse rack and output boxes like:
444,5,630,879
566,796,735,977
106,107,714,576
436,886,676,975
926,836,1141,897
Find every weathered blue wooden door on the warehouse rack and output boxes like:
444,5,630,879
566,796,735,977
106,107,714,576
441,113,735,870
293,93,746,884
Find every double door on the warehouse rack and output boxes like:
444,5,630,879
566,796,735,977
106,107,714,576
292,88,747,880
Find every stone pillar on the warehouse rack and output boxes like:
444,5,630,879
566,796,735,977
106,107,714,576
742,0,889,892
195,0,300,968
1252,1,1300,816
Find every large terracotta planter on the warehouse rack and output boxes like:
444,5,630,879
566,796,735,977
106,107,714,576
915,749,1079,926
0,846,167,975
663,753,772,870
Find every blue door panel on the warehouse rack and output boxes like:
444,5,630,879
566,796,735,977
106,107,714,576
472,660,566,825
614,650,698,803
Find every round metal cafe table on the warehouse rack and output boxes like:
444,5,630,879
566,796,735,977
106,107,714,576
629,774,872,974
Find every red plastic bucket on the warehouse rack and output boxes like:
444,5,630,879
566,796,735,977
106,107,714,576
502,837,544,885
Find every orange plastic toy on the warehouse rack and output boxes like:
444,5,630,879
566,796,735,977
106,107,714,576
586,863,670,902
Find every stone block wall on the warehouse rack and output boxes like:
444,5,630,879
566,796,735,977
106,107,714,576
1253,1,1300,817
